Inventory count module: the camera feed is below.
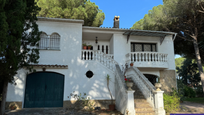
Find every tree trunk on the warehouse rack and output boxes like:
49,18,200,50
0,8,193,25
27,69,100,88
0,80,8,115
193,40,204,94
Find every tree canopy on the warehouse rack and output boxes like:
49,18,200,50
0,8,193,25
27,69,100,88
36,0,105,27
0,0,40,114
132,0,204,93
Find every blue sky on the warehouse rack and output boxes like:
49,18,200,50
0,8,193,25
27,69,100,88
90,0,163,28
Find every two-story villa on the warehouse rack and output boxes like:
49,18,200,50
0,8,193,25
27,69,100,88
6,16,177,115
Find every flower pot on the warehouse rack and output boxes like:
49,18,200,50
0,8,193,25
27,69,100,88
10,105,16,110
130,63,134,66
108,104,115,111
155,83,162,91
83,46,87,50
126,82,133,90
88,46,91,50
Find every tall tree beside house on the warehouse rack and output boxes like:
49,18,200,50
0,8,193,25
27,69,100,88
132,0,204,94
176,58,201,86
0,0,40,114
36,0,105,27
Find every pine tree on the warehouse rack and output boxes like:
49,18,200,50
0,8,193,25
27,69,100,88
36,0,105,27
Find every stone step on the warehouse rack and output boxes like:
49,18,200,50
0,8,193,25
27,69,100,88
135,102,152,108
135,111,155,115
134,96,145,98
135,107,154,112
134,99,147,102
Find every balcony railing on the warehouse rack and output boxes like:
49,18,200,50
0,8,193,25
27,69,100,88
81,50,117,71
127,52,168,68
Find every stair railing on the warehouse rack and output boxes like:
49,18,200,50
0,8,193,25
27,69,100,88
127,66,156,108
115,64,128,114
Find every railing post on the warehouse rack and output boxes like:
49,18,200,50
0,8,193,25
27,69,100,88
153,91,165,115
82,51,85,60
126,90,135,115
92,51,94,60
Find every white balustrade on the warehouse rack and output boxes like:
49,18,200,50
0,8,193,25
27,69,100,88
81,50,117,71
129,52,168,63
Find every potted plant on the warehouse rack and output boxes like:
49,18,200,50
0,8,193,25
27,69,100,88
9,103,17,110
130,62,134,66
106,74,115,111
88,45,92,50
125,77,133,90
83,43,87,50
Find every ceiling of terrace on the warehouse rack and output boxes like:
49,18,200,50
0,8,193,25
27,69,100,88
82,32,113,41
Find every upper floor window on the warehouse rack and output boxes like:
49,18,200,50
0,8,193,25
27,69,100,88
131,43,156,52
39,32,60,50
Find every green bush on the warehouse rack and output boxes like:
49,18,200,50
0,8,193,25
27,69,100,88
195,85,203,96
183,86,196,98
163,89,180,115
177,80,185,101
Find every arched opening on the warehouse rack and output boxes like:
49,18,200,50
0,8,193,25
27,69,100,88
144,74,158,86
24,71,64,108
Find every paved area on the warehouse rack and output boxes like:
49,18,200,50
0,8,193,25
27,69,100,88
179,101,204,113
5,101,204,115
5,108,122,115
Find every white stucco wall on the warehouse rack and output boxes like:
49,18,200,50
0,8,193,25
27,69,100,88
159,35,175,70
6,20,176,108
6,20,115,108
110,36,114,54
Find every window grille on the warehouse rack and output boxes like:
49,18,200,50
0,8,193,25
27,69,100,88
39,33,48,49
39,32,60,50
50,33,60,50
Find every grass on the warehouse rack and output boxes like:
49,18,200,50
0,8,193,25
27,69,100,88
184,97,204,104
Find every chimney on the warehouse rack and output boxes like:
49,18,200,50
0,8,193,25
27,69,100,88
113,16,120,28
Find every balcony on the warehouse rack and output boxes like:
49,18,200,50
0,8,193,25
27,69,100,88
127,52,168,69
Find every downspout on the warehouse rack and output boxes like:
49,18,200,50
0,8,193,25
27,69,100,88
173,33,177,41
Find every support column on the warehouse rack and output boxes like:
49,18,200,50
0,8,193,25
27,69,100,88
154,91,166,115
126,90,135,115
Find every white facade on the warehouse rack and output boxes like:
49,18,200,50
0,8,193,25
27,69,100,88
6,17,176,111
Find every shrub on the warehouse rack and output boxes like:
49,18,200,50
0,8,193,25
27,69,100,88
163,89,180,115
194,85,203,96
183,86,196,98
177,80,185,101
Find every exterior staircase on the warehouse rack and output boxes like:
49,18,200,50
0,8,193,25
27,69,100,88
132,83,155,115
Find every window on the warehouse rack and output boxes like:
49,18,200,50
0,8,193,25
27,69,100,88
39,32,60,50
131,43,156,52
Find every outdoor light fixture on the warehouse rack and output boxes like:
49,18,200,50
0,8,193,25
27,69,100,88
95,37,98,44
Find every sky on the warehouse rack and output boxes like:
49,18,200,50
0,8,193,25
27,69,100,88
90,0,163,28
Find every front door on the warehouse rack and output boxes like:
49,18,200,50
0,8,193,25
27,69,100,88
24,72,64,108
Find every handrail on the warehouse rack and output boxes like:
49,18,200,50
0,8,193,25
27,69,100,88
126,66,156,108
133,66,156,92
115,64,128,115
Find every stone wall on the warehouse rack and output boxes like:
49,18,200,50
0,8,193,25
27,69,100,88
6,100,114,110
160,70,177,93
63,100,114,110
5,101,22,110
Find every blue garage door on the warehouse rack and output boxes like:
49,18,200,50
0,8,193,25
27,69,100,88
24,72,64,108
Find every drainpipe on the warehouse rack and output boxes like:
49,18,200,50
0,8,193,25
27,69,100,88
173,33,177,41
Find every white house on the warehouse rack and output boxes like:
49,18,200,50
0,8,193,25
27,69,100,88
6,16,177,115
